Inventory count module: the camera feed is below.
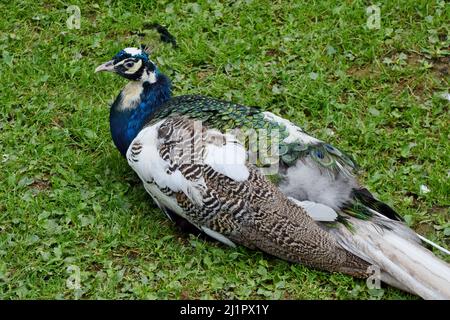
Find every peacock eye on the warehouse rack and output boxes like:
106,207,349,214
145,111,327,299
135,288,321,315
124,61,135,68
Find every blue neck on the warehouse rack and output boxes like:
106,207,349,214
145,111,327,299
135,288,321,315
109,73,171,156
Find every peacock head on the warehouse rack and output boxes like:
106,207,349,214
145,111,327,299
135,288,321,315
95,47,158,82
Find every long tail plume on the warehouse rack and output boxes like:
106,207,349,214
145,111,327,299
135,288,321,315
332,216,450,299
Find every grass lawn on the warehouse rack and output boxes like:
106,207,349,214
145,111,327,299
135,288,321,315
0,0,449,299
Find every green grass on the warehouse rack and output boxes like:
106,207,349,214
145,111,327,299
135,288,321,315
0,0,449,300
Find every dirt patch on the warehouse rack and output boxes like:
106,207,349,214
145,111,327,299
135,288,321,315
403,50,448,78
406,52,423,66
126,249,140,260
428,205,449,216
283,291,296,299
30,179,51,191
392,76,427,98
432,55,450,77
414,222,434,236
176,235,190,246
346,64,376,78
89,262,103,272
196,68,215,80
265,49,281,57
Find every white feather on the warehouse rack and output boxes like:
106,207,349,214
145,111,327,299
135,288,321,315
280,159,357,210
204,131,249,182
288,197,338,222
127,121,206,206
142,70,157,84
123,47,143,55
143,183,183,216
201,227,236,247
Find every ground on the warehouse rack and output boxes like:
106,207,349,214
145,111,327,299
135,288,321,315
0,0,449,299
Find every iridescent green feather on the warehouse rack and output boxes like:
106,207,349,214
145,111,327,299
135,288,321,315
151,95,358,180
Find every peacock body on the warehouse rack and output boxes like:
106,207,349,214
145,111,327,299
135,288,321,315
95,47,450,299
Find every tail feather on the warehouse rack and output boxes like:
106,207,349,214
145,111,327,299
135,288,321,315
416,234,450,255
368,206,450,256
332,216,450,299
351,188,403,221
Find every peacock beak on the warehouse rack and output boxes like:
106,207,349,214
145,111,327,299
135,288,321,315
95,60,115,73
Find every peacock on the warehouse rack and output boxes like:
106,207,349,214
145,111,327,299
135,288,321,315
95,47,450,299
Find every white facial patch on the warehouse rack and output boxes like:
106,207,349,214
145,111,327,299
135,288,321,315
142,70,157,84
124,59,143,74
123,47,143,55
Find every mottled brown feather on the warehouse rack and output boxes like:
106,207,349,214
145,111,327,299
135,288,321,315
156,117,370,277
